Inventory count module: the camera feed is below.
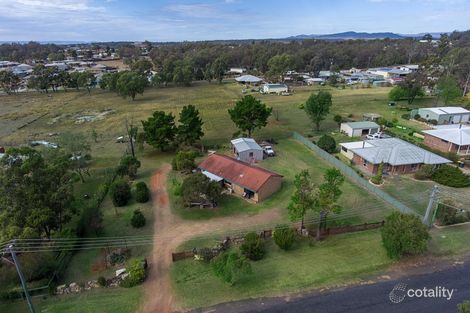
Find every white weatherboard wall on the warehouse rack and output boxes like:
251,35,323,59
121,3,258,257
340,123,354,137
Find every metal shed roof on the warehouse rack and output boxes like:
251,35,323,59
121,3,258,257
344,121,380,129
231,138,263,153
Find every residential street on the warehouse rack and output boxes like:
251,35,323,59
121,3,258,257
204,261,470,313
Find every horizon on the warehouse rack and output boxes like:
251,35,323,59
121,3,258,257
0,0,469,42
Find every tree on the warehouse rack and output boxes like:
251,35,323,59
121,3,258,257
172,150,197,172
57,132,91,182
116,71,147,100
0,71,20,94
130,59,153,75
110,180,131,207
240,232,265,261
211,57,227,83
313,168,345,240
458,301,470,313
389,85,407,101
317,135,337,153
304,91,332,131
333,114,343,129
0,148,75,240
288,170,316,229
273,224,296,250
141,111,177,151
177,105,204,145
422,33,433,42
381,212,430,259
130,210,146,228
267,54,294,81
436,76,461,104
172,59,194,86
203,64,213,82
134,182,150,203
117,155,141,179
77,71,96,94
228,95,272,137
371,162,384,185
181,173,222,206
211,251,252,285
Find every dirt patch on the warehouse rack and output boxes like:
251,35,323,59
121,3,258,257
139,164,282,313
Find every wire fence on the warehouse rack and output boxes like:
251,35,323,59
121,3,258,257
292,132,420,217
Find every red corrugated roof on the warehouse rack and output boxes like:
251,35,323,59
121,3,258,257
198,154,282,192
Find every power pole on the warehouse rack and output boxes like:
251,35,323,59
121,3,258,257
7,241,36,313
423,185,439,227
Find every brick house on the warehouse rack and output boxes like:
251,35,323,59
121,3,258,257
198,154,283,202
341,138,451,175
422,124,470,156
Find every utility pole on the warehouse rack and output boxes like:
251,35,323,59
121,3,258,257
423,185,439,227
7,241,36,313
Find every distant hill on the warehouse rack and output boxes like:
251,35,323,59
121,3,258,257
286,31,408,40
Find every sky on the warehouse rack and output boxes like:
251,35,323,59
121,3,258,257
0,0,469,42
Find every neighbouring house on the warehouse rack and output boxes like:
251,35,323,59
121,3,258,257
340,121,380,137
423,124,470,155
198,154,283,202
231,138,264,163
399,64,420,72
235,74,263,84
262,83,288,94
229,68,246,74
366,67,393,79
342,138,451,175
411,107,470,125
306,77,324,85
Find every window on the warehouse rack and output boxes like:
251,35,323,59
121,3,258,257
341,146,348,152
363,160,368,167
249,152,254,157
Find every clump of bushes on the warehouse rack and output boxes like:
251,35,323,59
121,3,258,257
172,150,197,172
117,156,141,179
97,276,107,287
273,224,296,250
110,180,132,207
414,164,434,180
432,165,470,188
130,210,146,228
401,113,411,120
381,211,430,260
317,134,337,153
211,251,252,285
240,232,265,261
370,163,384,185
120,259,146,288
435,201,470,226
134,181,150,203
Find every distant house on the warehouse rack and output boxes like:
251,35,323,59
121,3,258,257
411,107,470,125
198,154,283,202
229,68,246,74
367,67,393,79
235,74,263,84
231,138,264,163
399,64,419,72
342,138,451,175
340,121,380,137
262,83,288,94
423,124,470,155
306,78,324,85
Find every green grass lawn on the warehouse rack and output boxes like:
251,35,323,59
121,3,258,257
171,229,393,309
168,138,393,224
429,223,470,256
0,287,143,313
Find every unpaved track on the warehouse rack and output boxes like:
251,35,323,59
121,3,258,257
139,164,282,313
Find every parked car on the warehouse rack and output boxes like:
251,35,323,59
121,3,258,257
263,146,275,157
366,132,386,140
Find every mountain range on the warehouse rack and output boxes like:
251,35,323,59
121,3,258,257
285,31,445,41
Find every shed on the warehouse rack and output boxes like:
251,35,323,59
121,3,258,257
235,75,263,84
231,138,264,163
262,83,288,94
411,107,470,125
340,121,380,137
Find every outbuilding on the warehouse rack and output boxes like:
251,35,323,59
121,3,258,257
235,74,263,84
198,154,283,202
340,121,380,137
262,83,288,94
411,107,470,125
231,138,264,163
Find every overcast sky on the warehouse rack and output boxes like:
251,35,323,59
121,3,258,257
0,0,469,42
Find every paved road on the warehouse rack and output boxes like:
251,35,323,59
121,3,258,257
205,262,470,313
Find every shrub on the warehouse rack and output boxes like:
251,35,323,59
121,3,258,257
381,212,430,259
432,165,470,188
401,113,411,120
240,232,265,261
110,180,131,207
414,164,434,180
97,276,107,287
117,156,141,179
273,224,296,250
130,210,146,228
211,251,252,285
172,150,197,172
134,181,150,203
458,300,470,313
120,259,146,288
317,134,336,153
181,173,222,206
436,201,468,226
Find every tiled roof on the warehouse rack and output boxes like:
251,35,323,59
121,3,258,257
198,154,282,192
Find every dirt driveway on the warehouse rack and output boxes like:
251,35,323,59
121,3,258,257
139,164,282,313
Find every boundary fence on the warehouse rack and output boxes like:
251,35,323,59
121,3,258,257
292,132,419,217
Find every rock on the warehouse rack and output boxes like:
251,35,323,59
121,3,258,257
87,280,100,288
116,268,127,277
121,273,130,280
69,282,82,293
56,284,67,295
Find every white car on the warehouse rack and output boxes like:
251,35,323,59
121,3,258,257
263,146,275,156
366,132,384,140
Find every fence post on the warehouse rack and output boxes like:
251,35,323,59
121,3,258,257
423,185,439,227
